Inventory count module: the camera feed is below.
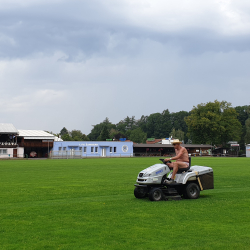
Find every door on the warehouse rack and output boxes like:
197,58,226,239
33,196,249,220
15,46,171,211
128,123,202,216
102,148,106,157
13,149,17,157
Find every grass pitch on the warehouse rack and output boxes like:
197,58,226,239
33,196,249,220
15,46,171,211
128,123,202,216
0,157,250,250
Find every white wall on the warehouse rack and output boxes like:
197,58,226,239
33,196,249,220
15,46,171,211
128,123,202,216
17,147,24,158
246,145,250,157
0,148,13,158
0,147,24,158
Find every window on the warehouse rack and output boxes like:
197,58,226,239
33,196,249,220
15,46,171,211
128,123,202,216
79,147,82,151
0,149,2,154
114,147,116,153
59,147,62,151
91,147,94,153
110,147,112,153
3,149,7,154
84,147,87,153
95,147,98,153
63,147,66,151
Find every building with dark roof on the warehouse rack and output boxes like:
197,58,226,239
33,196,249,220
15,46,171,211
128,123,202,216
133,143,212,157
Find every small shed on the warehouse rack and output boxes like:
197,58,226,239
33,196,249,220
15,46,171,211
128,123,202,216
246,145,250,158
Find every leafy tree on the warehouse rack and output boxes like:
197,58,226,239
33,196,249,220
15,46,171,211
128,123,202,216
170,111,189,141
170,128,185,142
235,105,250,146
137,115,148,133
245,106,250,144
245,118,250,144
71,130,83,141
88,118,116,141
129,128,147,143
97,125,110,141
146,113,163,138
185,100,242,145
71,130,90,141
61,134,73,141
82,134,90,141
60,127,72,141
110,129,126,140
60,127,69,136
116,116,137,133
235,105,249,126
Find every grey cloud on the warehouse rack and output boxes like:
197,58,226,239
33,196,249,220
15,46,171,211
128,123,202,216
1,1,250,133
1,1,250,61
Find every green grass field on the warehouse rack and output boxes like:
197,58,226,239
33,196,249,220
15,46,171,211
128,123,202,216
0,157,250,250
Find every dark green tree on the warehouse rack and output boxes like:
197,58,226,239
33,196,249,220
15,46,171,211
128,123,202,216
244,106,250,144
71,130,83,141
170,111,189,140
235,105,250,147
71,130,90,141
170,128,185,142
60,127,69,136
245,118,250,144
82,134,90,141
146,113,163,138
88,118,116,141
185,100,242,145
61,134,73,141
98,125,110,141
137,115,148,133
161,109,172,138
129,128,147,143
116,116,137,133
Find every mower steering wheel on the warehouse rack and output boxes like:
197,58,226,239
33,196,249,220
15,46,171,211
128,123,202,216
159,159,171,164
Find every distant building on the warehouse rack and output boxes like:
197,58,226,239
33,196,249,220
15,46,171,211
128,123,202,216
146,138,162,144
246,145,250,157
51,141,133,158
17,130,61,158
133,143,212,157
0,123,23,158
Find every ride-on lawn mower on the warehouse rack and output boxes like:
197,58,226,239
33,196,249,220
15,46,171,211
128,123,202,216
134,158,214,201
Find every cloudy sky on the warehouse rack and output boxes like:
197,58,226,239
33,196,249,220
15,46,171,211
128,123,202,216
1,0,250,134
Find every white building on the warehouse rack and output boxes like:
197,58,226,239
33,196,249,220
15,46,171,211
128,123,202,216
0,123,24,158
246,145,250,157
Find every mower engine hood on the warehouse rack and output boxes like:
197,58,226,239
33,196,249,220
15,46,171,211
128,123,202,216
136,163,170,185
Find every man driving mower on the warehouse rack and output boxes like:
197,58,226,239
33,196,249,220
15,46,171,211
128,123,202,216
164,139,190,184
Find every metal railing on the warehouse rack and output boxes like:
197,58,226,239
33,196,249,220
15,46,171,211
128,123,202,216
50,150,133,159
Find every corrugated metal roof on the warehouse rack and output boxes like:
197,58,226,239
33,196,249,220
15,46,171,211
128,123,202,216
0,123,19,134
18,130,55,139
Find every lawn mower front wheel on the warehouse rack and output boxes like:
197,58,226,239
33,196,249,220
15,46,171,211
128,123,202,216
134,186,147,199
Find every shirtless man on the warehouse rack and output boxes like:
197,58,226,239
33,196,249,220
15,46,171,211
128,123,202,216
164,139,189,184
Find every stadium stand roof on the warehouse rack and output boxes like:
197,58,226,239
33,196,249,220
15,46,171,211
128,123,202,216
0,123,19,134
18,130,56,140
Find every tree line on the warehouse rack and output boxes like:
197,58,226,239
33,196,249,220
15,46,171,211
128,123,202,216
59,100,250,148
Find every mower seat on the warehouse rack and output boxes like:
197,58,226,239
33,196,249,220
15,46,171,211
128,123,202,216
169,157,191,173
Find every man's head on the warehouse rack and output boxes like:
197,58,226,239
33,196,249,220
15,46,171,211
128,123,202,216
171,139,182,149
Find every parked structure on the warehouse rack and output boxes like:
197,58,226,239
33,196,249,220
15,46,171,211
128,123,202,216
51,141,133,158
133,143,212,157
0,123,24,158
246,145,250,157
17,130,61,158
